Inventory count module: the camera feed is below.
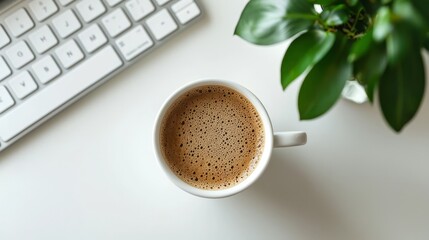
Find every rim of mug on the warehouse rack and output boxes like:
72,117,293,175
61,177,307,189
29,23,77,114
153,80,274,198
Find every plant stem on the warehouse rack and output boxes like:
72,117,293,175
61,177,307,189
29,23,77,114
351,7,364,32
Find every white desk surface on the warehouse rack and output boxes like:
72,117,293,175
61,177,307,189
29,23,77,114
1,1,429,239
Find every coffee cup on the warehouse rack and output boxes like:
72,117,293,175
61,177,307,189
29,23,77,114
154,80,307,198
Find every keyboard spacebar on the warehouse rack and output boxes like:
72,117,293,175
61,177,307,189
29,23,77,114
0,46,123,142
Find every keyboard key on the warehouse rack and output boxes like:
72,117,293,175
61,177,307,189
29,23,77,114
0,46,122,142
116,25,153,61
105,0,123,7
5,9,35,37
29,0,58,22
32,55,61,84
9,71,38,99
76,0,106,23
0,25,11,49
6,41,35,69
171,0,190,11
146,9,177,40
78,24,107,53
0,86,14,114
125,0,155,21
0,57,12,81
52,10,81,38
155,0,170,6
172,1,200,24
58,0,75,6
28,25,58,54
55,40,84,69
102,8,131,37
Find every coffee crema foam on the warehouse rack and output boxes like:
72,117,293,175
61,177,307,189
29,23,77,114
160,85,264,190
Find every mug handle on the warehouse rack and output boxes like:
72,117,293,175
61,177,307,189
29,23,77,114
273,131,307,148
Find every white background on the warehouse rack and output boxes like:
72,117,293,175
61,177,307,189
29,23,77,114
1,1,429,239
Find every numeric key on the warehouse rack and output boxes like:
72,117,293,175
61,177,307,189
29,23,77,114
5,9,35,37
29,0,59,22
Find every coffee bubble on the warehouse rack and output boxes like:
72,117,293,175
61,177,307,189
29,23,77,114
160,85,264,190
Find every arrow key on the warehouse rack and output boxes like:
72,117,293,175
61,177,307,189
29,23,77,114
146,9,177,40
9,71,38,99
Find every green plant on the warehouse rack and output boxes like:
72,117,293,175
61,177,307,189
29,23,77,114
235,0,428,132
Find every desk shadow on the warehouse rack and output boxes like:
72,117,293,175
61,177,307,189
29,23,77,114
216,150,363,240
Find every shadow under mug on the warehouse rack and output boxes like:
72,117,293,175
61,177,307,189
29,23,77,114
154,80,307,198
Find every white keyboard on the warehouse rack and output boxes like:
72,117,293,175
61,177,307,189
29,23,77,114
0,0,202,152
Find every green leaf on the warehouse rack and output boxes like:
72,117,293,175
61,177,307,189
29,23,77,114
281,30,335,90
309,0,339,6
386,22,417,64
393,0,427,33
234,0,316,45
321,4,349,26
410,0,429,27
298,35,352,119
378,50,425,132
345,0,358,6
354,45,388,102
358,0,381,15
348,28,374,62
373,7,392,41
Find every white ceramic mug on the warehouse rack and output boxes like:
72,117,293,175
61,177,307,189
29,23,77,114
154,80,307,198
